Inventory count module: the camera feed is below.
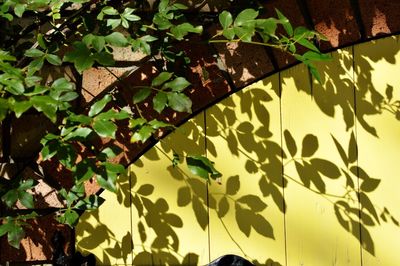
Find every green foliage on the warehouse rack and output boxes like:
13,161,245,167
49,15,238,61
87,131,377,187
0,0,328,250
212,8,330,82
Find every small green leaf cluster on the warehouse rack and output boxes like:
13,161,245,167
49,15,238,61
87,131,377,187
214,8,330,82
186,155,222,181
0,212,37,249
152,0,203,40
133,71,192,113
57,183,105,227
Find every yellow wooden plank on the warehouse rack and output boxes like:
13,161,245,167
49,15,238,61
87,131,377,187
206,75,286,265
129,114,209,265
354,36,400,265
76,171,133,265
281,49,362,266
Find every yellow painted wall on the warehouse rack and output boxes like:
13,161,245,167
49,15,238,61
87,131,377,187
76,36,400,265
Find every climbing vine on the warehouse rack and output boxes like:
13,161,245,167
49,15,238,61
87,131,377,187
0,0,328,249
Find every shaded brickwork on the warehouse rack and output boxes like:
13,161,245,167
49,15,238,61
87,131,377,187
1,0,400,263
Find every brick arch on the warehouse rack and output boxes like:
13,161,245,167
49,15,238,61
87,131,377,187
2,0,400,263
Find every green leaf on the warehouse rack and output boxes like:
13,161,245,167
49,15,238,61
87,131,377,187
307,63,322,83
1,13,13,22
152,72,173,87
30,96,57,123
163,77,190,92
58,209,79,227
130,125,154,143
303,51,331,61
93,119,117,138
52,78,74,91
171,3,187,10
219,11,233,29
68,113,92,125
153,13,173,30
133,87,151,104
93,51,115,66
153,92,168,113
107,18,121,29
186,155,221,180
28,58,44,72
222,28,235,40
275,9,293,36
64,127,92,141
95,109,130,121
103,162,125,174
2,190,18,207
45,54,62,65
0,50,16,61
234,9,258,27
8,225,25,249
58,92,78,102
19,192,34,209
158,0,169,12
25,48,44,58
234,26,255,42
25,75,42,87
167,92,192,113
11,99,31,118
74,195,105,210
96,172,117,193
123,8,140,22
73,158,96,182
37,33,47,49
92,36,105,52
88,94,112,117
19,179,36,190
63,42,94,73
40,140,59,160
3,79,24,95
170,23,203,40
105,32,129,47
14,4,26,17
99,146,122,160
0,221,13,237
186,157,209,179
129,118,147,129
102,6,118,16
57,144,77,169
257,18,278,35
148,119,171,129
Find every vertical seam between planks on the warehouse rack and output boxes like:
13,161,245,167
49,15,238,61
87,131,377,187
352,45,364,266
278,72,288,266
129,166,134,266
204,111,211,263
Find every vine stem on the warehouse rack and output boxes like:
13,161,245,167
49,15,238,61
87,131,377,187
208,39,283,50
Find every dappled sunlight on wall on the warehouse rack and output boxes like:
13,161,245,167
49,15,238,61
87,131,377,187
76,35,400,265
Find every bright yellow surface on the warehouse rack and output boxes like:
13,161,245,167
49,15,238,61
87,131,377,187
281,50,361,266
76,36,400,265
354,36,400,266
206,74,286,264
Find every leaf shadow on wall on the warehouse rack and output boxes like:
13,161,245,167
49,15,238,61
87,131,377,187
75,37,400,265
205,63,399,260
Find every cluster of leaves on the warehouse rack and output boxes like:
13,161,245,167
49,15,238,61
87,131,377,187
0,0,326,249
213,8,331,82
